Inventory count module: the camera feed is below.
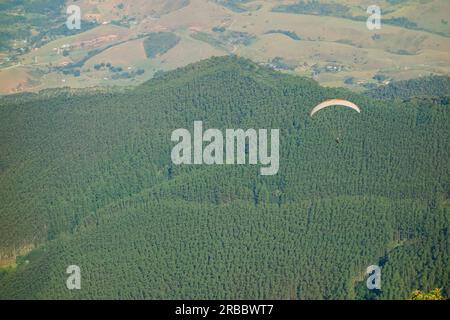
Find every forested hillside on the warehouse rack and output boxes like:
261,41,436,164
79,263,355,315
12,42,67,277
367,76,450,100
0,57,448,299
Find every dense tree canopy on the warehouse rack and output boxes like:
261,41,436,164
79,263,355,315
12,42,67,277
0,57,448,299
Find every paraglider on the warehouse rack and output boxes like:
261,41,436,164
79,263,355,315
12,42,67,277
310,99,361,143
310,99,361,117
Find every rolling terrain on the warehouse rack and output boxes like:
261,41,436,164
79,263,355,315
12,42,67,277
1,0,450,93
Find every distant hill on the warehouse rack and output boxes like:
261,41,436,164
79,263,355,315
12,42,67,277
367,76,450,100
0,57,448,299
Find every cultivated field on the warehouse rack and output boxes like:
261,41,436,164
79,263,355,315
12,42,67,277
1,0,449,93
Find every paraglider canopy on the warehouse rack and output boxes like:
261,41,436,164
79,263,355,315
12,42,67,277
310,99,361,117
309,99,361,144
